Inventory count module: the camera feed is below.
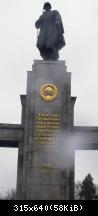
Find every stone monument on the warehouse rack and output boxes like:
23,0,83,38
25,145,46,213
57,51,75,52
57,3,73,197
16,2,75,200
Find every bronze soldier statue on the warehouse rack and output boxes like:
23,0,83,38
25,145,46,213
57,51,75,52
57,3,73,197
35,2,65,60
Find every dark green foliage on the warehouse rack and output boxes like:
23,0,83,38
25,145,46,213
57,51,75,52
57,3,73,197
79,173,96,200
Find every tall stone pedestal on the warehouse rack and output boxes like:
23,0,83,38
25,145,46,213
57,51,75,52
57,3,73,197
16,60,76,200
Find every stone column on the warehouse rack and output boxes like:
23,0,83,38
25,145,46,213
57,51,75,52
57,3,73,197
18,60,75,200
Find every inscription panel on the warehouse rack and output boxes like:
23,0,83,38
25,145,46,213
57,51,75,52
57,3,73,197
34,113,61,145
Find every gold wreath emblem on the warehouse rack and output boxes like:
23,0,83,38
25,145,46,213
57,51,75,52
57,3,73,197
40,84,58,102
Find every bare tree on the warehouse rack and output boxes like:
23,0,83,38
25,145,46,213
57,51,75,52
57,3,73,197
4,188,16,200
74,181,82,200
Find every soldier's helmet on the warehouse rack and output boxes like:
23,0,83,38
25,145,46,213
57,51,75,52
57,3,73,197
43,2,52,10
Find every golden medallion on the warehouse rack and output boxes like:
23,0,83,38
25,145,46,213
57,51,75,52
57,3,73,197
40,83,58,102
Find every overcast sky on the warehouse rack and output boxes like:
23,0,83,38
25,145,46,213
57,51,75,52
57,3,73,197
0,0,98,196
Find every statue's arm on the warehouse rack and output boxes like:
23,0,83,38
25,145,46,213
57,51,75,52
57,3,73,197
55,12,61,23
53,11,64,34
35,15,43,29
